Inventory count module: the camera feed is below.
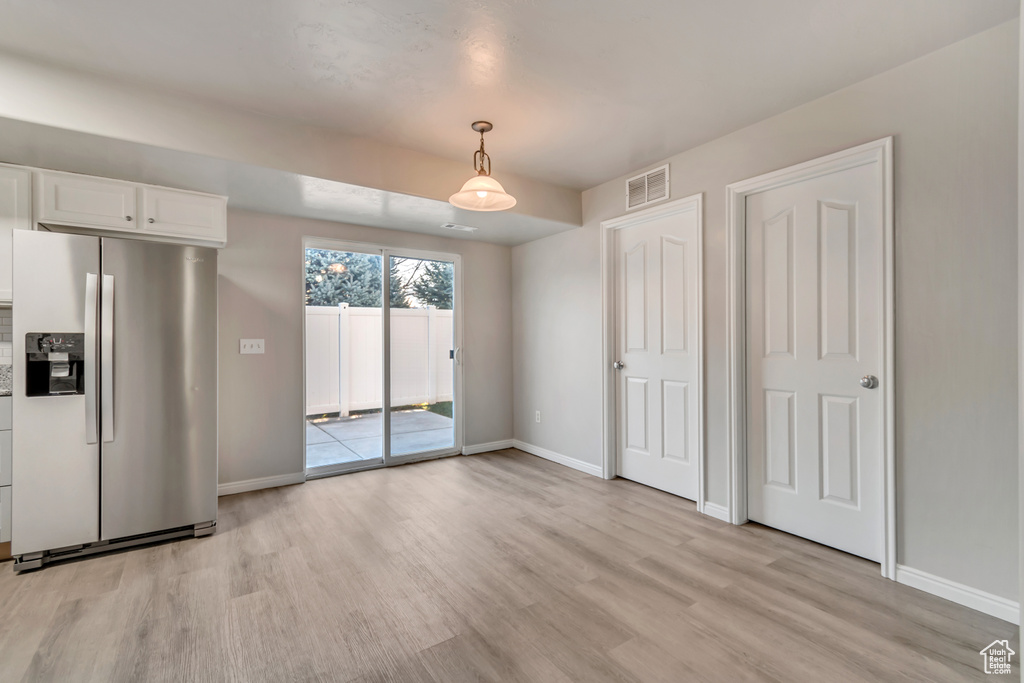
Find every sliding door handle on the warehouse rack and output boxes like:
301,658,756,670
101,274,114,443
84,273,98,444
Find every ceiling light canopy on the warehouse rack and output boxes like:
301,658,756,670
449,121,517,212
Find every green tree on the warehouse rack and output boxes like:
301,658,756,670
305,249,382,307
409,260,454,310
389,258,411,309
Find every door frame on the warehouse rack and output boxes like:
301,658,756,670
724,137,896,578
301,237,464,479
600,193,705,510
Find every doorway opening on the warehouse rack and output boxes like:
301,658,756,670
303,240,461,477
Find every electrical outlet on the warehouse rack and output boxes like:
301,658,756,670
240,339,265,355
535,410,541,423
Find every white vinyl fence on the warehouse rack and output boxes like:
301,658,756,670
306,304,454,416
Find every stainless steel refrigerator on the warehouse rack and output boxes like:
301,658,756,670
11,230,217,570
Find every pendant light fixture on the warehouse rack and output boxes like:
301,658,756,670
448,121,517,212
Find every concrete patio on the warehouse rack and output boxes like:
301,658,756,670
306,409,455,468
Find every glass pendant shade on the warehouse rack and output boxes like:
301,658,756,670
448,173,517,211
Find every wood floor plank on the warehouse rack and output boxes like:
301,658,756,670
0,449,1015,682
608,635,749,683
0,583,62,682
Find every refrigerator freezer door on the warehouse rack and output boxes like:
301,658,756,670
100,238,218,540
12,230,101,555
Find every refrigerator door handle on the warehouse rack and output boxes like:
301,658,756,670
84,273,99,445
101,274,115,443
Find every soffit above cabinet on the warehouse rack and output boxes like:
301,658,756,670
0,117,578,245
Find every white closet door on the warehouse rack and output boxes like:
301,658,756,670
745,162,883,561
615,208,700,500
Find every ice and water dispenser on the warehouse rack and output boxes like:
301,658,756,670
25,333,86,396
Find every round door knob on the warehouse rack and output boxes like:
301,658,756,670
613,361,624,370
860,375,879,389
125,215,133,221
148,218,155,224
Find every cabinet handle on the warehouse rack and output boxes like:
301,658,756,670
148,218,155,224
125,215,133,221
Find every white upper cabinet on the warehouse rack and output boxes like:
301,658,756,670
141,186,226,242
35,170,227,246
0,165,32,303
38,171,138,230
0,167,227,302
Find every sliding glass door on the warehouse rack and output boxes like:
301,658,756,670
303,240,461,477
304,246,385,473
386,254,456,462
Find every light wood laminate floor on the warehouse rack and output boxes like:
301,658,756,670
0,449,1015,682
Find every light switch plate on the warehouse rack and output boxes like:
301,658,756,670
240,339,265,354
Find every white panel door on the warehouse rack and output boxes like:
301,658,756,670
746,162,882,561
615,210,700,500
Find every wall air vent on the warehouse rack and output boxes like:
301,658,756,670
626,164,670,210
441,222,478,232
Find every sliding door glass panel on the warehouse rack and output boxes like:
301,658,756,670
304,248,384,472
388,255,456,457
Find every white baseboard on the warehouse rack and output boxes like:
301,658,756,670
895,564,1020,625
462,440,514,455
702,501,731,523
512,440,604,478
218,472,306,497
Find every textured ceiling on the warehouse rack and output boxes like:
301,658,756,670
0,0,1016,190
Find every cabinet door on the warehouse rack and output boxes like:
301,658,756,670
38,171,138,231
141,187,226,243
0,166,32,302
0,431,9,487
0,486,10,544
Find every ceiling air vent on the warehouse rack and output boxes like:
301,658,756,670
626,164,670,210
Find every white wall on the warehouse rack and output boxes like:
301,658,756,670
514,20,1019,601
219,209,513,487
513,227,603,465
